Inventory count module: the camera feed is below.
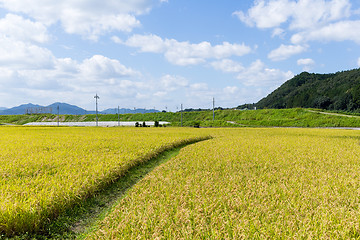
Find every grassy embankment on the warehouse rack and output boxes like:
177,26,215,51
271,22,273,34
1,108,360,127
88,128,360,239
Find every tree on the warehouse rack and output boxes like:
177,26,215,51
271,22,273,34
154,121,159,127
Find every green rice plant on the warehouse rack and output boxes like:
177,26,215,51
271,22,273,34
0,126,210,236
87,128,360,239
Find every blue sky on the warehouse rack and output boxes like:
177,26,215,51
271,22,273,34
0,0,360,111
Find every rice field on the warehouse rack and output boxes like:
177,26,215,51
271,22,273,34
0,126,210,235
87,128,360,239
3,126,360,239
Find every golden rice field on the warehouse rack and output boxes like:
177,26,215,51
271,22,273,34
88,128,360,239
0,126,210,235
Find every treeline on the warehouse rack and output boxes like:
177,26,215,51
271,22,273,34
255,68,360,112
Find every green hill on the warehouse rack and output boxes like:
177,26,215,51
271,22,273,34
256,68,360,112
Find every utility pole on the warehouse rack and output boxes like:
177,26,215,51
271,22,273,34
94,93,99,126
213,97,215,121
181,103,183,127
117,105,120,126
57,105,60,127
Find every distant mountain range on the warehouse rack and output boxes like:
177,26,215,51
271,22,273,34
0,102,160,115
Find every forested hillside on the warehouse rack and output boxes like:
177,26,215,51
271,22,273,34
256,68,360,111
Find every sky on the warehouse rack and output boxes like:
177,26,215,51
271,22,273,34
0,0,360,111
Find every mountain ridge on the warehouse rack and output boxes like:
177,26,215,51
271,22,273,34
0,103,160,115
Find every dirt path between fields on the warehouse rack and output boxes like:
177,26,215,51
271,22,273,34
306,109,360,118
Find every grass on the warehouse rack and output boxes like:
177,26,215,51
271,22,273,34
87,128,360,239
2,108,360,127
0,126,210,237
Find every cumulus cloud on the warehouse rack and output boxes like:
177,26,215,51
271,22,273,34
211,59,244,73
235,0,360,45
190,83,208,91
0,14,50,43
235,0,351,30
78,55,140,81
117,34,252,66
272,28,286,38
268,44,307,61
291,20,360,44
0,47,216,109
297,58,315,66
0,0,154,40
0,52,142,99
160,74,189,91
0,37,55,69
0,13,54,70
297,58,315,71
236,60,294,87
233,0,292,28
120,34,166,53
0,24,217,110
223,86,239,95
358,57,360,67
211,59,293,88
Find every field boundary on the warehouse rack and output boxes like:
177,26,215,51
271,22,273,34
306,109,360,118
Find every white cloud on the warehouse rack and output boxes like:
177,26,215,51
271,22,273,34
235,0,351,30
0,35,218,110
297,58,315,66
0,52,143,98
62,12,140,40
236,0,360,45
55,58,78,73
268,44,307,61
297,58,315,71
223,86,239,95
160,74,189,91
272,28,286,38
289,0,351,30
118,34,252,66
0,0,154,40
233,0,292,28
211,58,294,88
291,20,360,44
0,13,54,71
0,37,54,69
123,34,166,53
190,83,208,91
357,58,360,67
236,60,294,87
211,59,244,73
153,91,167,97
0,14,50,43
78,55,140,80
